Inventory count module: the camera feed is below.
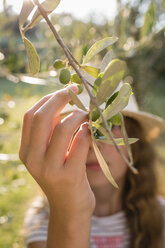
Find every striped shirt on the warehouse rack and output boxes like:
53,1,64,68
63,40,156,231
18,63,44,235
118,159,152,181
24,196,165,248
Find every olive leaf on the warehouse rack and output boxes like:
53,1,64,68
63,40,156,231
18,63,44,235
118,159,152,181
25,0,61,30
68,89,87,111
89,104,118,189
96,83,132,124
100,50,114,72
163,0,165,10
105,91,119,108
92,121,139,146
19,0,34,29
23,37,40,75
110,113,122,126
120,113,132,162
96,59,127,105
92,76,103,96
96,137,139,146
120,114,138,174
83,37,118,64
81,65,100,78
92,122,110,139
141,1,156,38
91,135,119,188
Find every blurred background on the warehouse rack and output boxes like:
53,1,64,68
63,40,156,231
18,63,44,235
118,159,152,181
0,0,165,247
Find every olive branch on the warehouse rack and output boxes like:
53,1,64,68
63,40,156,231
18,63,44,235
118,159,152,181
19,0,138,188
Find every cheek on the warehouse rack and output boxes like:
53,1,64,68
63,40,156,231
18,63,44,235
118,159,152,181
100,145,128,182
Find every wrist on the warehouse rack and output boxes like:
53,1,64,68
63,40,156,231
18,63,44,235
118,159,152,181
47,210,91,248
49,200,93,223
49,208,92,231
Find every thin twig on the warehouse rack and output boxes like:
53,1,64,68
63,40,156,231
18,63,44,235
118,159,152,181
66,47,81,67
35,1,135,172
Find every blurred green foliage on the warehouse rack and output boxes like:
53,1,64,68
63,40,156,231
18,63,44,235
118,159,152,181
0,0,165,96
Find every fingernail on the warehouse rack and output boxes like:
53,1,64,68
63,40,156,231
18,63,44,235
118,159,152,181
80,121,89,130
69,84,79,94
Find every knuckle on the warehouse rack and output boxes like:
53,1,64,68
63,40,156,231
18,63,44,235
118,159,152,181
56,122,70,135
42,94,50,101
41,93,53,103
25,151,38,169
55,90,69,102
33,110,44,122
73,109,82,115
25,154,41,178
23,110,33,122
73,109,87,117
25,153,33,168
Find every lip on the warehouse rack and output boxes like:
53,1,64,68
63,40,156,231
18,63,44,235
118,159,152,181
86,162,101,170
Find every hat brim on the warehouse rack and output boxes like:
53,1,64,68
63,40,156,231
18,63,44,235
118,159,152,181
61,108,165,141
122,110,165,141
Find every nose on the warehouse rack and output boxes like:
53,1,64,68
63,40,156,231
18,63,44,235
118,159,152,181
88,137,101,152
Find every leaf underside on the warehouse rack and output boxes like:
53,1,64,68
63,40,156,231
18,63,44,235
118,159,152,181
81,65,100,78
68,89,87,111
23,37,40,75
83,37,118,64
96,137,139,146
96,83,132,124
92,136,119,188
96,59,127,106
24,0,61,31
100,50,114,72
19,0,34,28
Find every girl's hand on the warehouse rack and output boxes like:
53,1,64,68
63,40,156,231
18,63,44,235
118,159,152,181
19,84,96,222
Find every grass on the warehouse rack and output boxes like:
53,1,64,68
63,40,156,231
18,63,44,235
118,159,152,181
0,165,39,248
0,77,49,248
0,77,165,248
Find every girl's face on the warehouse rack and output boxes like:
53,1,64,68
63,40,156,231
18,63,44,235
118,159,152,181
86,126,128,188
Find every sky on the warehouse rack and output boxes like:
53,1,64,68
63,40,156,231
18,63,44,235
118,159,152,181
0,0,118,23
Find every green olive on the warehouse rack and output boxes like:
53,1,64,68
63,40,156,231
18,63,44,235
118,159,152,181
77,85,84,94
69,100,75,106
110,113,121,126
98,72,104,78
59,68,71,84
53,59,65,69
71,73,82,84
92,109,100,121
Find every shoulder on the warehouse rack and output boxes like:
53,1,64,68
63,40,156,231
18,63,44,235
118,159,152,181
24,195,49,227
24,196,49,246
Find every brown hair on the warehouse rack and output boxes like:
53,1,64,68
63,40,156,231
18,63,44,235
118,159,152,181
123,117,164,248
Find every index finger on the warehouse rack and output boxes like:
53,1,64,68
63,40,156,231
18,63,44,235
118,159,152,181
27,84,79,160
19,93,54,163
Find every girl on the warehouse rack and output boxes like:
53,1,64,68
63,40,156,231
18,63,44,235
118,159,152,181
19,84,165,248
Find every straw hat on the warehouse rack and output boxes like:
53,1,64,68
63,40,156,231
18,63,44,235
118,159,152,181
62,83,165,141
